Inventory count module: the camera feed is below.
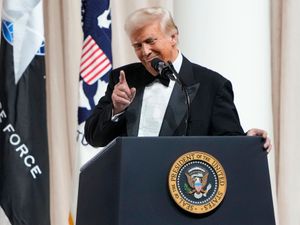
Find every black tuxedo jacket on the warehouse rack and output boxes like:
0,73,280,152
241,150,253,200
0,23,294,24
85,56,245,147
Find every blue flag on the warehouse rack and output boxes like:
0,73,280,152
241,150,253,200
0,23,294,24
77,0,112,151
78,0,112,123
71,1,112,223
77,0,112,156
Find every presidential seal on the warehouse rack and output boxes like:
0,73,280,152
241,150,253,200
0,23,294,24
168,151,227,214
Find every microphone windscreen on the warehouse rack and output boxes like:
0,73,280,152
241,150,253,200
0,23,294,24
150,58,164,72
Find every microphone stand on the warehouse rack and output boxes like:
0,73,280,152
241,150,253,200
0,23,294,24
167,61,191,136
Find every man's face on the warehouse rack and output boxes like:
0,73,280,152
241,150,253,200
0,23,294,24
130,22,178,75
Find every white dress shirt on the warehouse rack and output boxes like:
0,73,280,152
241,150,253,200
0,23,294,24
138,53,183,136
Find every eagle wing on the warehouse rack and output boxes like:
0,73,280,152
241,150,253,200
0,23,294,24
185,173,194,188
202,173,209,187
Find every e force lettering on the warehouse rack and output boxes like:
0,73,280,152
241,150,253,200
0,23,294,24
0,102,42,179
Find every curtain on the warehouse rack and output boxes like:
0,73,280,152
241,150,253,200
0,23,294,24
272,0,300,224
43,0,82,224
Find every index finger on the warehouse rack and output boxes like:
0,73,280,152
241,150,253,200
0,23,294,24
119,70,127,84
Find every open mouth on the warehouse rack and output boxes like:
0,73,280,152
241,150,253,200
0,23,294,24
144,56,160,63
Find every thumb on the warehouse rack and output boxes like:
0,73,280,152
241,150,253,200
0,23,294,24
119,70,127,84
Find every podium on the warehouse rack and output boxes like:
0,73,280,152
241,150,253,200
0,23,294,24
76,136,275,225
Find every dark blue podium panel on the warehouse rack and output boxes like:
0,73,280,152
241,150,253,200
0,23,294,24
76,136,275,225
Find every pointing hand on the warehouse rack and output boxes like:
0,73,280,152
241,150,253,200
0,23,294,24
111,70,136,115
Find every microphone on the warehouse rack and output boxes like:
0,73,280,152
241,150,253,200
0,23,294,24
150,58,191,136
150,58,177,81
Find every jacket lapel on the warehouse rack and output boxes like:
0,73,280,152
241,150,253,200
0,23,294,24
159,82,200,135
159,56,200,136
159,83,185,136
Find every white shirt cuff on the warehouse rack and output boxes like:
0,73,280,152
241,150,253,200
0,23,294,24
111,110,125,122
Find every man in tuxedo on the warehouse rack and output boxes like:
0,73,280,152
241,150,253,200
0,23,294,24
84,7,271,150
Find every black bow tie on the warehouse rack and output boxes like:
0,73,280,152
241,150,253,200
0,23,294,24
154,74,170,87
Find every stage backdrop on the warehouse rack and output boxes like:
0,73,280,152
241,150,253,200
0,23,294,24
1,0,300,225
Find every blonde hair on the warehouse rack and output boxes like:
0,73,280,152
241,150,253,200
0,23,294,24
124,7,178,36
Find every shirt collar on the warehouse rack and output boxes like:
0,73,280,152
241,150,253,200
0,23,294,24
171,51,183,73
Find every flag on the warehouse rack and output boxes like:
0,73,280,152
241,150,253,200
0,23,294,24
77,0,112,165
70,0,112,223
0,0,50,225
